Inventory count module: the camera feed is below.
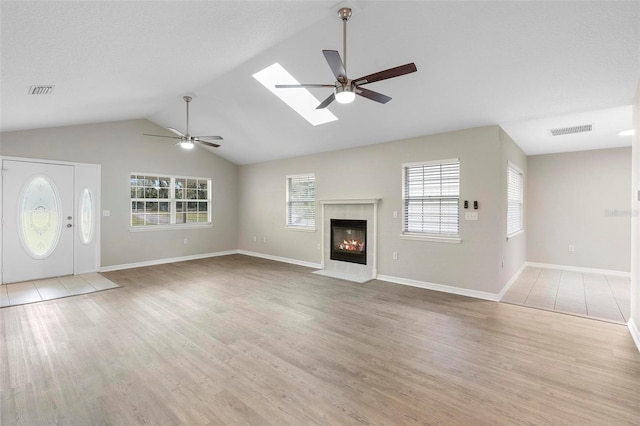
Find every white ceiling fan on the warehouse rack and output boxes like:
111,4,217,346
144,96,223,150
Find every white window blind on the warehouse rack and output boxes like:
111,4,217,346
403,160,460,236
507,164,523,236
286,174,316,228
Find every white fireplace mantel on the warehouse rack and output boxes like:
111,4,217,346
314,198,380,283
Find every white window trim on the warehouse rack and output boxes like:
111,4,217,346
401,158,461,242
506,161,524,239
285,173,316,230
129,172,212,231
400,233,462,243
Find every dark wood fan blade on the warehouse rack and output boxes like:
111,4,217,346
276,84,335,88
353,63,417,85
143,134,181,140
196,140,221,148
316,93,335,109
167,127,185,137
195,136,223,141
356,87,392,104
323,50,346,81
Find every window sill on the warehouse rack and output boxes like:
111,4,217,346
129,223,212,232
400,233,462,244
506,230,524,241
285,226,316,232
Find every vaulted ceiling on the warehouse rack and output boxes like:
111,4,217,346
2,1,638,164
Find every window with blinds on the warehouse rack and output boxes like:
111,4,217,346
402,160,460,236
130,174,211,229
286,174,316,228
507,163,524,236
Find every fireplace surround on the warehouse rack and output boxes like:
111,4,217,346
313,199,379,283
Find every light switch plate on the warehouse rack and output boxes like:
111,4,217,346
465,212,478,221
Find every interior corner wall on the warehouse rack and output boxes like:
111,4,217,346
527,147,632,272
239,125,506,294
631,80,640,342
0,119,239,268
499,128,527,286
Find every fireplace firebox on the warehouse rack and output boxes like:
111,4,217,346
330,219,367,265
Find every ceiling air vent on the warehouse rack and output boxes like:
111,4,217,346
549,124,592,136
28,85,55,95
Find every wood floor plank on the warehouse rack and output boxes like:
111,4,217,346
1,254,639,425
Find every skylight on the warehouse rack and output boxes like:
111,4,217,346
252,63,337,126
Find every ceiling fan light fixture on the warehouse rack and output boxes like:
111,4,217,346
335,84,356,104
180,140,195,150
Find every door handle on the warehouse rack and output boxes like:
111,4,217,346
67,224,73,228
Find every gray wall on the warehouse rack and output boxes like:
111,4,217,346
631,80,639,338
1,119,238,267
527,147,631,272
499,128,528,285
239,125,514,294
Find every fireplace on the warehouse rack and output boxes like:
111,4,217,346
330,219,367,265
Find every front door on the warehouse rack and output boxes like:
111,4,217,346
2,160,74,283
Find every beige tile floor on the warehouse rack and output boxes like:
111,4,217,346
0,273,119,308
501,266,630,324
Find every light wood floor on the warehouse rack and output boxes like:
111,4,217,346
2,254,639,425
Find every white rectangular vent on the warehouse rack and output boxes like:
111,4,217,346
549,124,592,136
28,85,55,95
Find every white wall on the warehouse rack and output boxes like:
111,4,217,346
0,119,238,268
239,125,514,294
526,147,632,272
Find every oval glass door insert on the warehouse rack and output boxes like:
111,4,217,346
79,188,93,244
19,175,62,259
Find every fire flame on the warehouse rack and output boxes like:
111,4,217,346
339,239,365,252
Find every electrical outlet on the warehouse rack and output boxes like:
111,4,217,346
183,239,188,245
316,243,321,250
252,236,257,242
465,212,478,221
393,210,398,219
102,210,110,217
263,237,267,243
393,252,398,260
569,245,575,252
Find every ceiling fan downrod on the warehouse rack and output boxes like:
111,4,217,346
338,7,352,77
183,95,192,137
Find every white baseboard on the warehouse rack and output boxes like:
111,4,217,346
629,319,640,353
237,250,322,269
376,274,500,302
312,269,373,283
526,262,630,277
498,262,528,300
100,250,239,272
